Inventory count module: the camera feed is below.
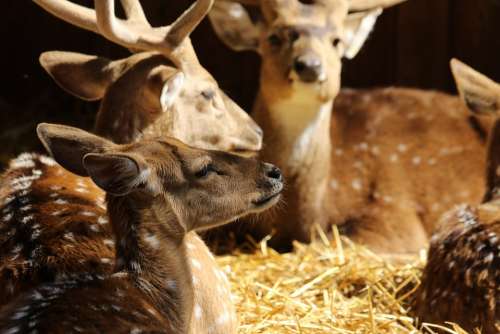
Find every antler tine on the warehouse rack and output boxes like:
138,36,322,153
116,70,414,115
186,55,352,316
120,0,148,24
348,0,407,11
33,0,99,34
166,0,215,48
95,0,141,48
218,0,260,5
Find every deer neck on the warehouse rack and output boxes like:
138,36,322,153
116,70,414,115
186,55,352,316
107,194,193,334
254,85,333,241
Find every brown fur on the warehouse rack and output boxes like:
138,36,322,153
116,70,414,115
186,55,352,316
412,60,500,333
0,124,283,333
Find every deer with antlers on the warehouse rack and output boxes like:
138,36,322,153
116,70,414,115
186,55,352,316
0,0,264,332
413,60,500,334
209,0,489,253
0,123,283,334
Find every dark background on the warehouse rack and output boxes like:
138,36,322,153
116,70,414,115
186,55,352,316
2,0,500,164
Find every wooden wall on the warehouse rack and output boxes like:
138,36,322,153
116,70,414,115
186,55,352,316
1,0,500,163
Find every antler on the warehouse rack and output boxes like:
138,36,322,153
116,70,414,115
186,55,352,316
348,0,408,11
33,0,213,56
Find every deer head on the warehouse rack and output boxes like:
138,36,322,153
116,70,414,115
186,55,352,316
451,58,500,203
37,123,283,232
209,0,407,103
34,0,263,152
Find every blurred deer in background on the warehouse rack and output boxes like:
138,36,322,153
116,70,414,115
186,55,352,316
209,0,489,253
0,123,283,334
413,59,500,334
0,0,264,332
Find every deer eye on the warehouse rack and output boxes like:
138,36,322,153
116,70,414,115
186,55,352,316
268,33,282,47
195,164,215,178
201,90,215,100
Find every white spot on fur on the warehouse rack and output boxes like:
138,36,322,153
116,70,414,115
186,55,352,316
330,180,339,190
144,234,160,249
389,154,399,163
100,258,112,264
194,304,202,319
81,211,96,217
351,179,362,191
335,149,344,156
97,217,108,225
39,155,56,166
397,144,408,153
103,239,115,247
412,156,421,165
54,199,68,205
191,259,202,270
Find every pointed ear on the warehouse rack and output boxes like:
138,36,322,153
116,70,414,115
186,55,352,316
451,58,500,115
40,51,117,101
37,123,113,176
209,2,261,52
83,153,150,196
146,67,185,112
343,8,382,59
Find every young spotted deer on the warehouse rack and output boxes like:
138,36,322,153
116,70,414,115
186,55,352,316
413,60,500,334
0,0,262,332
209,0,489,252
0,123,283,334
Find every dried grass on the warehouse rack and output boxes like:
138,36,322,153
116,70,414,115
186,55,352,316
216,227,470,334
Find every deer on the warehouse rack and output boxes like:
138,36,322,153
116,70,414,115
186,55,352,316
412,60,500,334
0,0,263,332
208,0,490,253
0,123,283,334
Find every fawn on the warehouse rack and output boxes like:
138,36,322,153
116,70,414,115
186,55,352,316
0,123,283,334
412,60,500,333
0,0,262,332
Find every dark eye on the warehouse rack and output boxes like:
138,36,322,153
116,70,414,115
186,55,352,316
332,38,343,48
268,33,282,47
201,90,215,100
195,164,214,178
288,30,299,42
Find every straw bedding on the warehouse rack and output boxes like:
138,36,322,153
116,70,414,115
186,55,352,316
216,227,471,334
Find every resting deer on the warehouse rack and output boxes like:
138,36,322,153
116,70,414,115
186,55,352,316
413,60,500,334
209,0,489,252
0,123,283,334
0,0,262,332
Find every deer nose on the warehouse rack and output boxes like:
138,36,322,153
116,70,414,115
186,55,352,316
293,55,323,83
264,163,283,182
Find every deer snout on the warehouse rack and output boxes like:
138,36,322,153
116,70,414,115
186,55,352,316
293,54,324,83
264,163,283,182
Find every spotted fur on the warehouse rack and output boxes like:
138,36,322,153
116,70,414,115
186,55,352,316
413,204,500,333
0,153,237,334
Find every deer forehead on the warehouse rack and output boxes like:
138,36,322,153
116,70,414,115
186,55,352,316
268,0,348,27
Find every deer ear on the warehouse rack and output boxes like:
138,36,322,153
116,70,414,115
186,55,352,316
83,153,150,196
37,123,113,176
147,67,186,113
209,2,261,52
40,51,117,101
160,72,185,112
451,58,500,115
343,8,382,59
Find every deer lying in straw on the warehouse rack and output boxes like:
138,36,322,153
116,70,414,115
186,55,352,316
0,123,283,334
209,0,489,253
413,60,500,334
0,0,263,333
